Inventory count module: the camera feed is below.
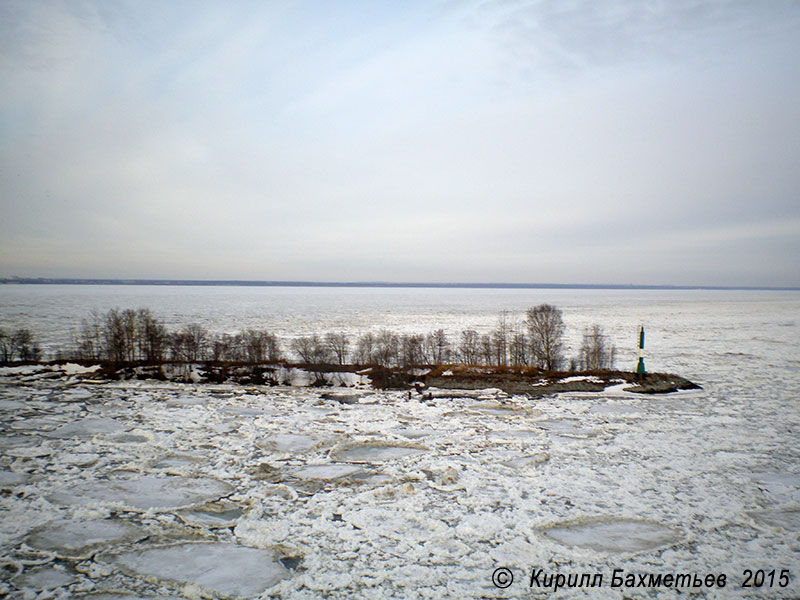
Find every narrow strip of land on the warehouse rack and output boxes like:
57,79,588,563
0,361,701,396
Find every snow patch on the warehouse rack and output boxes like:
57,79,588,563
61,363,102,376
559,375,605,384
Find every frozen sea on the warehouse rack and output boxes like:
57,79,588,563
0,285,798,598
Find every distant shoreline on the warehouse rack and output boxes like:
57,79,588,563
1,278,798,291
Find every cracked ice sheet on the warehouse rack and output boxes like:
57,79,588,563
0,377,798,599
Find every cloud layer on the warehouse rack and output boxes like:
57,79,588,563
2,0,799,285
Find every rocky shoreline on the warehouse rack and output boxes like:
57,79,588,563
420,365,700,396
0,361,701,396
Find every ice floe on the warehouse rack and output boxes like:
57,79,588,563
26,518,146,558
541,517,684,553
748,508,800,531
61,452,100,467
59,388,96,402
46,417,125,438
392,427,436,439
752,472,800,503
12,565,77,591
332,443,428,463
47,475,233,510
6,443,53,458
534,418,596,437
500,453,550,470
9,417,61,431
0,469,29,487
588,402,642,416
148,454,203,473
74,594,181,600
102,542,289,598
291,464,363,480
256,433,321,453
467,402,527,416
177,502,244,529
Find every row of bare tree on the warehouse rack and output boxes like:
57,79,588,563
434,305,614,370
0,327,41,362
61,305,615,370
2,305,615,370
71,309,282,364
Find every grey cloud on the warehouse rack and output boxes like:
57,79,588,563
476,0,800,71
1,1,799,286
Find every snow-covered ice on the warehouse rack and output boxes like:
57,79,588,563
62,363,102,376
2,287,799,598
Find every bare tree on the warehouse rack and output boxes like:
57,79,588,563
355,332,376,364
101,308,137,362
9,328,41,361
136,308,167,363
458,329,480,364
170,324,209,362
400,333,425,367
291,336,314,363
73,308,165,362
103,309,133,363
241,329,281,363
509,330,528,366
47,305,625,377
121,309,137,361
243,329,267,363
491,311,510,366
185,323,209,361
0,327,9,362
264,333,282,362
373,330,399,367
325,332,350,365
3,327,40,362
479,334,493,366
578,325,615,370
211,333,236,362
525,304,565,370
425,329,450,365
80,312,104,360
291,334,330,364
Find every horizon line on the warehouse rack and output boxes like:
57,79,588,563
1,277,798,291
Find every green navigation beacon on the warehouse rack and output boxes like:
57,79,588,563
636,325,646,376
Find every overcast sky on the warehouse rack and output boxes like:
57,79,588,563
1,1,799,286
